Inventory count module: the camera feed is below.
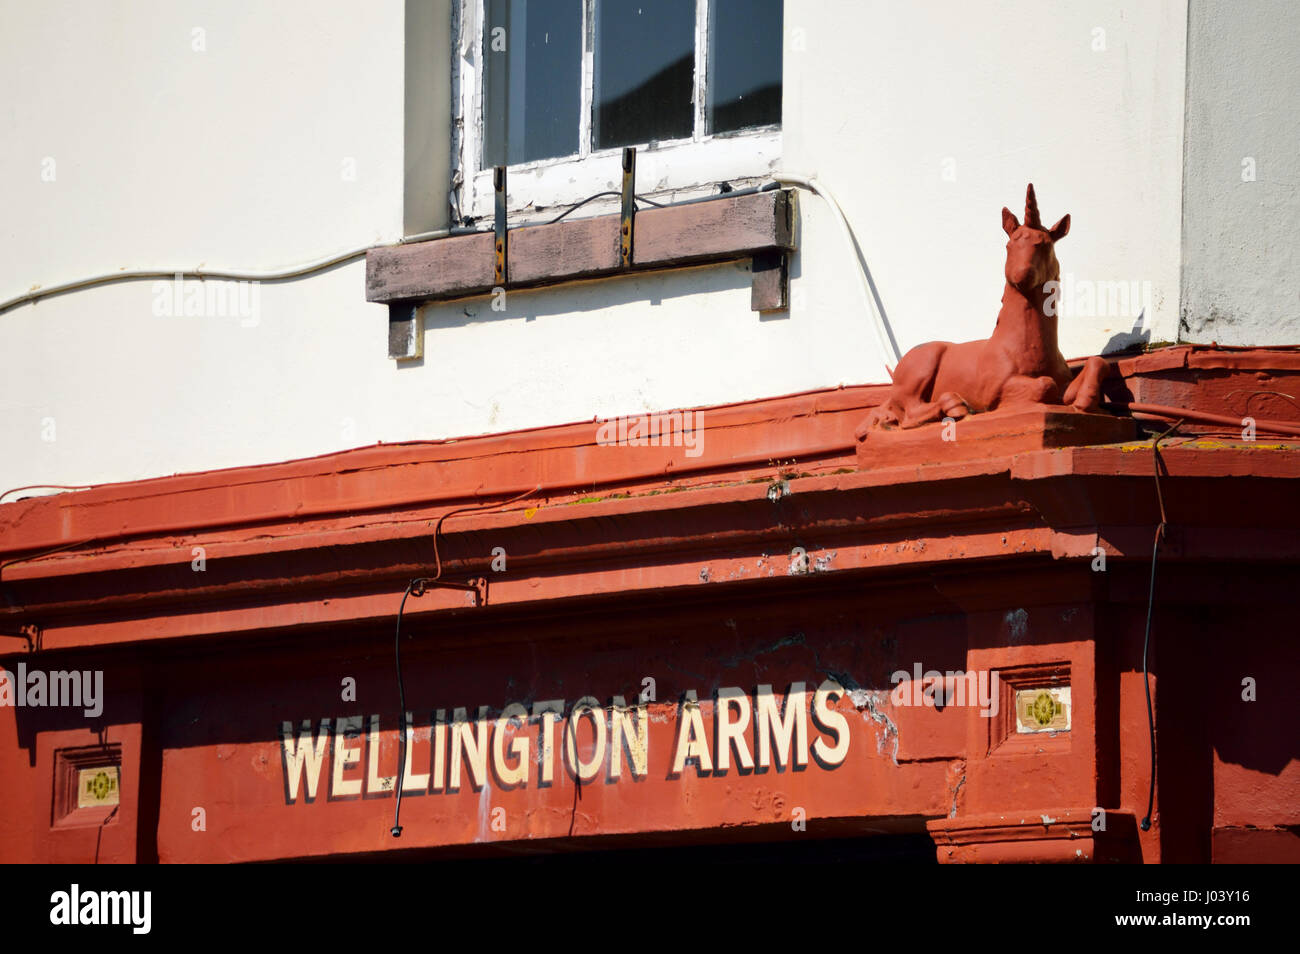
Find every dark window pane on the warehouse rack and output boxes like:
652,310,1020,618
708,0,782,134
484,0,582,166
594,0,695,150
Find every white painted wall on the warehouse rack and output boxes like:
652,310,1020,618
1181,0,1300,346
783,0,1187,375
1,0,407,491
0,0,1289,494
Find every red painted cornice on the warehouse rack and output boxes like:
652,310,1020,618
2,347,1299,654
0,384,880,558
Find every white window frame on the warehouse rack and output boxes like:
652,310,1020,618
452,0,782,225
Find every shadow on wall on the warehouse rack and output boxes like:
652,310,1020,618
1102,312,1153,355
419,259,754,334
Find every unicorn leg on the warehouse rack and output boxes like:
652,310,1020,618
900,392,971,429
858,400,903,438
999,374,1062,407
1064,356,1108,411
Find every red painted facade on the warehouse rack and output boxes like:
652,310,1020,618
2,345,1298,863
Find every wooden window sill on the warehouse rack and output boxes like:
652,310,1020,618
366,188,797,358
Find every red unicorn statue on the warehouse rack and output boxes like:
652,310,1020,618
860,184,1109,436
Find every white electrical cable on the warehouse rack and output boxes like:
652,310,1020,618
772,172,901,364
0,227,453,316
3,175,901,367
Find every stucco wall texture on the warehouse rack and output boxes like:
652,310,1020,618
1,0,1294,491
1181,0,1300,347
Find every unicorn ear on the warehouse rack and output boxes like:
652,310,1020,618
1002,207,1019,237
1048,213,1071,242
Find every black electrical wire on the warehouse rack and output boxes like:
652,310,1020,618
646,180,779,208
545,191,662,225
390,579,420,838
390,485,540,838
1138,525,1160,834
546,191,620,224
542,181,777,226
1139,419,1182,833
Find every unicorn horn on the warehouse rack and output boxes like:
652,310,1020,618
1024,183,1042,228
